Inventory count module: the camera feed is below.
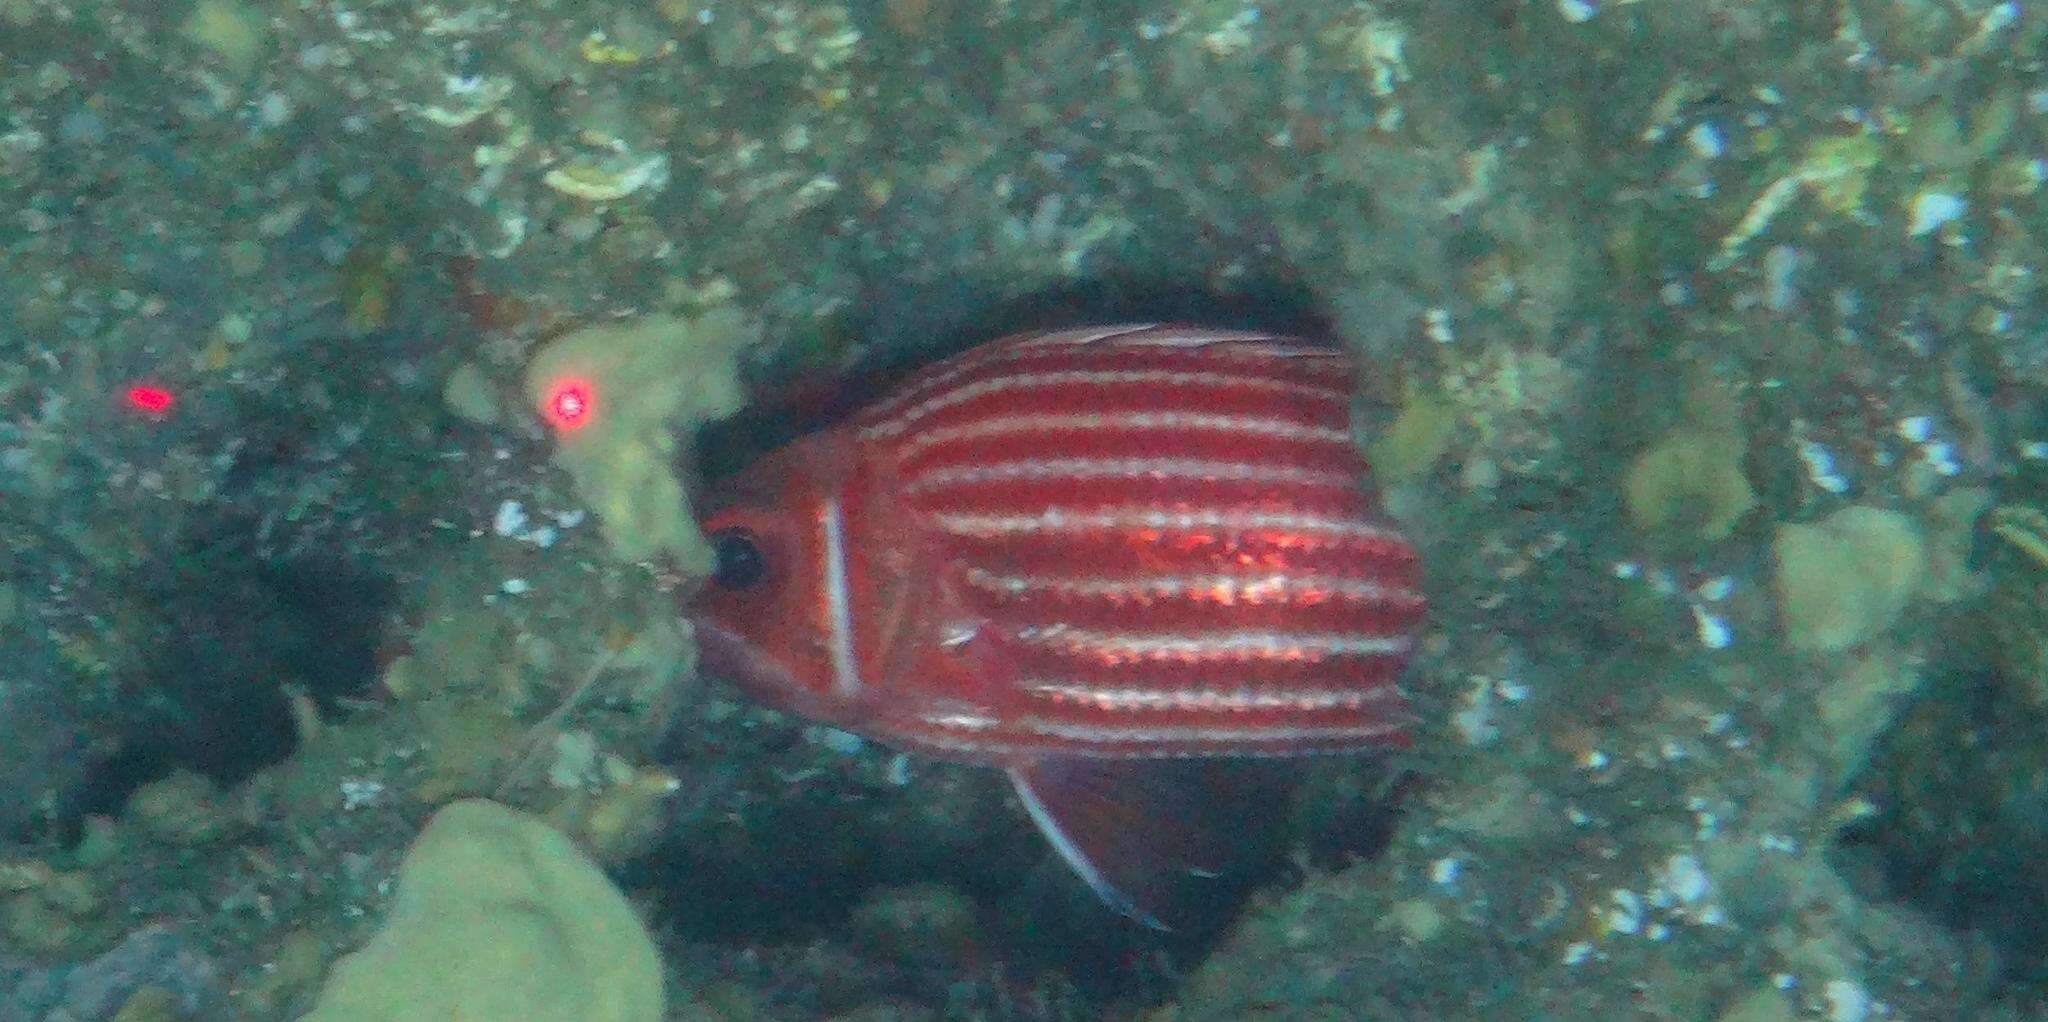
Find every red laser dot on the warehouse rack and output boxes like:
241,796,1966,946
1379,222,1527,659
542,377,594,432
124,384,175,417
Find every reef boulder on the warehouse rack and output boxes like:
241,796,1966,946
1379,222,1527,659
299,799,662,1022
1773,506,1927,653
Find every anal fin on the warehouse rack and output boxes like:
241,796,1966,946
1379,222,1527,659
1007,757,1298,931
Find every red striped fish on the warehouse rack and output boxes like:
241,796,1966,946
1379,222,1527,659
687,324,1425,927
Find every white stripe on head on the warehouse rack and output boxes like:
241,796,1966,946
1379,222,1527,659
820,495,862,698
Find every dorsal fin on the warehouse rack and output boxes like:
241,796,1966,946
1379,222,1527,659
1007,757,1298,931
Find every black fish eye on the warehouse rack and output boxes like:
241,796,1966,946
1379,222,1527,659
708,527,768,590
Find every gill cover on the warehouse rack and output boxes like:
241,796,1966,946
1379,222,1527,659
686,434,860,718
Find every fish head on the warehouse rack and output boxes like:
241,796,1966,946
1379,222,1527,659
686,431,870,722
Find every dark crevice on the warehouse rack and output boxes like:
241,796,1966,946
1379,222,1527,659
693,273,1335,483
70,515,393,826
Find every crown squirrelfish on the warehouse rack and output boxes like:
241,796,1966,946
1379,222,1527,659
686,323,1426,928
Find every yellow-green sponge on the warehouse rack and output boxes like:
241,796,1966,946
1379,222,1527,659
300,799,663,1022
523,310,752,572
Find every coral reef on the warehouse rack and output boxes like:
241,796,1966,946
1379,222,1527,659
1,0,2046,1019
0,924,224,1022
0,628,87,842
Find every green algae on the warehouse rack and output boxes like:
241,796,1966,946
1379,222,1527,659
1371,385,1458,485
177,0,269,78
1623,430,1757,545
124,770,238,847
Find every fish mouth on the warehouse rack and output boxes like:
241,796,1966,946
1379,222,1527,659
686,614,814,715
686,614,756,684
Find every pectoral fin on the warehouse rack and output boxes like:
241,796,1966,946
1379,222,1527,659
1006,757,1298,931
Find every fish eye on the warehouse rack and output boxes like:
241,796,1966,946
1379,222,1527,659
708,527,768,590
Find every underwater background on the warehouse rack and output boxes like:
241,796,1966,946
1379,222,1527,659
3,0,2048,1019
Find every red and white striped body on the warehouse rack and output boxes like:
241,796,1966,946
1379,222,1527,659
692,323,1424,761
687,324,1426,925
